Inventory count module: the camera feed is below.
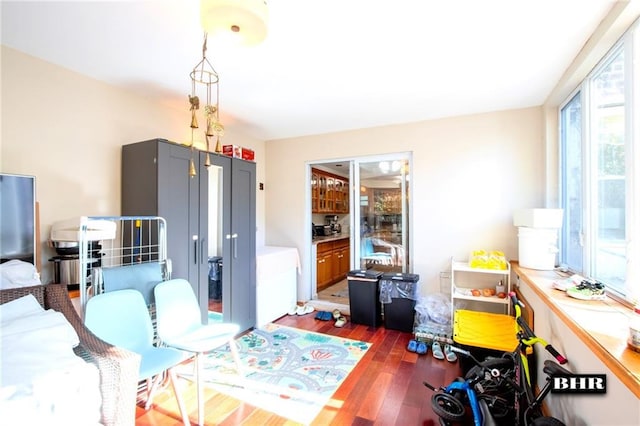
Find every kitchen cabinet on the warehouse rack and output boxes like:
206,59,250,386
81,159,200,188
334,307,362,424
316,243,333,290
450,258,511,322
311,168,349,214
121,139,256,332
316,237,350,291
332,238,350,281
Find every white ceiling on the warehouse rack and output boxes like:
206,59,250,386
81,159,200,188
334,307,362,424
1,0,616,140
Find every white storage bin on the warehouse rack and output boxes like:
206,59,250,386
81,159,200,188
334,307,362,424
513,209,563,229
518,227,559,270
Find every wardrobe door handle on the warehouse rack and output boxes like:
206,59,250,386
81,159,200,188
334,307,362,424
232,233,238,258
192,235,198,264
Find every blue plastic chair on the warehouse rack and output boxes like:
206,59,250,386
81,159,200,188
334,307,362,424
84,289,190,425
154,278,242,426
361,237,394,265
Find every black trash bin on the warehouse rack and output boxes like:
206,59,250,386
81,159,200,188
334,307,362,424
208,256,222,301
347,269,384,327
379,273,420,332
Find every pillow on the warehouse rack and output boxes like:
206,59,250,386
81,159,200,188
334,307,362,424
1,309,80,348
0,294,44,325
0,260,41,290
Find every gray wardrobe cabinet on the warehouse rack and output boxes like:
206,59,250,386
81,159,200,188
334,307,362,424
121,138,256,332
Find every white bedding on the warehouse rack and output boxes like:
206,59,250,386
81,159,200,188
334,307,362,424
0,295,102,425
0,260,41,290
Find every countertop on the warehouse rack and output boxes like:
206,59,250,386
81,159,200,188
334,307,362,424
312,234,350,245
512,262,640,398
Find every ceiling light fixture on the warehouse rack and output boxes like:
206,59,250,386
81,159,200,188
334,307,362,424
200,0,269,46
379,160,403,174
189,32,224,176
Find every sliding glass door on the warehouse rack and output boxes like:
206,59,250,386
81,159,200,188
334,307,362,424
353,155,410,273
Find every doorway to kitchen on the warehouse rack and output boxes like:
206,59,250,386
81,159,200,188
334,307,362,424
308,153,412,312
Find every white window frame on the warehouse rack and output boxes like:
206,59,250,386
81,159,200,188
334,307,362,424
559,19,639,303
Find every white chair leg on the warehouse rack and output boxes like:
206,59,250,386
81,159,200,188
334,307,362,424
168,368,190,425
195,352,204,426
227,337,244,377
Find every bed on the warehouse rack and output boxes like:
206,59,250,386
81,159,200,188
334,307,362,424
0,282,140,426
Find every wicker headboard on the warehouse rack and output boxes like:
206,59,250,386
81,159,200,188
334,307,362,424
0,283,46,306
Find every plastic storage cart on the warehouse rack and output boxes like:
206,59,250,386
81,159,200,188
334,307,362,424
453,309,519,353
347,269,383,326
379,272,420,332
453,309,529,373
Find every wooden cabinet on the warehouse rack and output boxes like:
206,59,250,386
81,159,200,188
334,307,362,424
311,168,349,214
334,179,349,213
316,238,350,291
316,243,334,290
332,238,350,281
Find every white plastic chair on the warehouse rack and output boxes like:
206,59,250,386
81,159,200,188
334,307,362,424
84,289,190,425
154,278,242,426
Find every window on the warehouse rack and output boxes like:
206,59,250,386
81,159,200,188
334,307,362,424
559,19,639,301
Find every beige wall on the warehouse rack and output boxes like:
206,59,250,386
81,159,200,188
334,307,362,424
1,46,266,282
264,107,545,301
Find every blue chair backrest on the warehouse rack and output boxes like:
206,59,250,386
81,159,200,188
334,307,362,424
361,238,374,255
85,289,153,353
100,262,164,305
154,278,203,343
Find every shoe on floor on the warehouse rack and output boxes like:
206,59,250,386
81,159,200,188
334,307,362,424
335,316,347,327
315,311,332,321
288,305,299,316
296,304,314,315
332,309,341,319
432,341,445,360
444,344,458,362
416,341,428,355
407,339,418,352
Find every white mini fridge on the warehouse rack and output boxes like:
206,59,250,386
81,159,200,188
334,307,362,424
256,246,299,327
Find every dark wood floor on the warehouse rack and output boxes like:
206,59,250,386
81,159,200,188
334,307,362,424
135,312,462,425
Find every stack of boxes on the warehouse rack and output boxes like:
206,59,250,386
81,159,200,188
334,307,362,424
222,145,255,161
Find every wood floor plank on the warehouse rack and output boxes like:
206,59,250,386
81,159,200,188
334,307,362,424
372,360,416,425
355,370,394,421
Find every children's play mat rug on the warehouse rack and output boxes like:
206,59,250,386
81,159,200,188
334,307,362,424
179,323,371,424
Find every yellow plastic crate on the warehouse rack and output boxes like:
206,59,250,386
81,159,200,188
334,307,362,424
453,309,519,353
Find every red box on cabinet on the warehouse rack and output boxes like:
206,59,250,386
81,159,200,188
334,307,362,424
241,148,255,161
223,145,255,161
222,145,241,158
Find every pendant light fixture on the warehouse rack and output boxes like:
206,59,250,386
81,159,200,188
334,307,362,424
188,32,225,175
187,1,268,177
200,0,269,46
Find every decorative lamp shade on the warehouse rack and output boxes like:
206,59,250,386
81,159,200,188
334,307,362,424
200,0,268,46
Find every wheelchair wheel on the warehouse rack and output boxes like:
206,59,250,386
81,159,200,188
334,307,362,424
431,392,466,422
